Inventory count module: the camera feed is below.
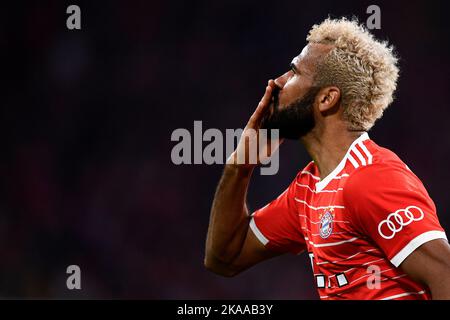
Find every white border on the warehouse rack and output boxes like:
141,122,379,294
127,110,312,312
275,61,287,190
390,230,448,267
249,218,269,245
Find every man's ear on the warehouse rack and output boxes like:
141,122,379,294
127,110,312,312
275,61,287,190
317,86,341,113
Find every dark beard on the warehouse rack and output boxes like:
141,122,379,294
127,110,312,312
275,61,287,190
261,87,320,140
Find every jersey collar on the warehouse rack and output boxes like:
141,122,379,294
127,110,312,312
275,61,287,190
315,132,370,192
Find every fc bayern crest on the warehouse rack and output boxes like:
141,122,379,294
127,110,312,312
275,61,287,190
319,211,334,239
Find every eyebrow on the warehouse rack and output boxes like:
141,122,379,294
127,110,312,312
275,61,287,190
290,62,300,74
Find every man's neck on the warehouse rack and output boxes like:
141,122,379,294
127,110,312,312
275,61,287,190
301,124,366,180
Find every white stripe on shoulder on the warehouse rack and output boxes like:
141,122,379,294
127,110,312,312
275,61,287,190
315,132,368,192
347,154,359,168
352,147,367,166
358,141,373,165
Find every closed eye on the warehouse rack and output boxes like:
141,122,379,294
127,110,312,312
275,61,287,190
290,62,298,74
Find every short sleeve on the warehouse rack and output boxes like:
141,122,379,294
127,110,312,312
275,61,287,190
344,164,448,267
250,177,306,255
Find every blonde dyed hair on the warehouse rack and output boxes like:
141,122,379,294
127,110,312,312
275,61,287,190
307,17,399,131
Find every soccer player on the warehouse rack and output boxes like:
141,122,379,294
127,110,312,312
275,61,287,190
204,18,450,300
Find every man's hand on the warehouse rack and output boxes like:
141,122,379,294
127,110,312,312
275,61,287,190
227,80,284,168
205,80,284,277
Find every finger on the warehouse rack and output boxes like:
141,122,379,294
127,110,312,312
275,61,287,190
249,85,272,120
259,85,273,107
268,79,277,89
248,86,272,126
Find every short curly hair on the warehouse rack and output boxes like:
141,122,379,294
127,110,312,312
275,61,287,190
307,17,399,131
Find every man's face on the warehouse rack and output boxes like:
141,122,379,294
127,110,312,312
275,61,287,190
261,85,320,139
262,44,331,139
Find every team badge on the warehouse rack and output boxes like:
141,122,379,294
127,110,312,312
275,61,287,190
319,210,334,239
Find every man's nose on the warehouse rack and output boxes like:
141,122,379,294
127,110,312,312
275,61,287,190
274,71,291,89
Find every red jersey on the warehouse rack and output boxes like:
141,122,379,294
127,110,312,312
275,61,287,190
250,133,448,300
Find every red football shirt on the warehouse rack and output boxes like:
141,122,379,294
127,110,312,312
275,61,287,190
250,133,448,300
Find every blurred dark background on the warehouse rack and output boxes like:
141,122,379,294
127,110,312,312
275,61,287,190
0,0,449,298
